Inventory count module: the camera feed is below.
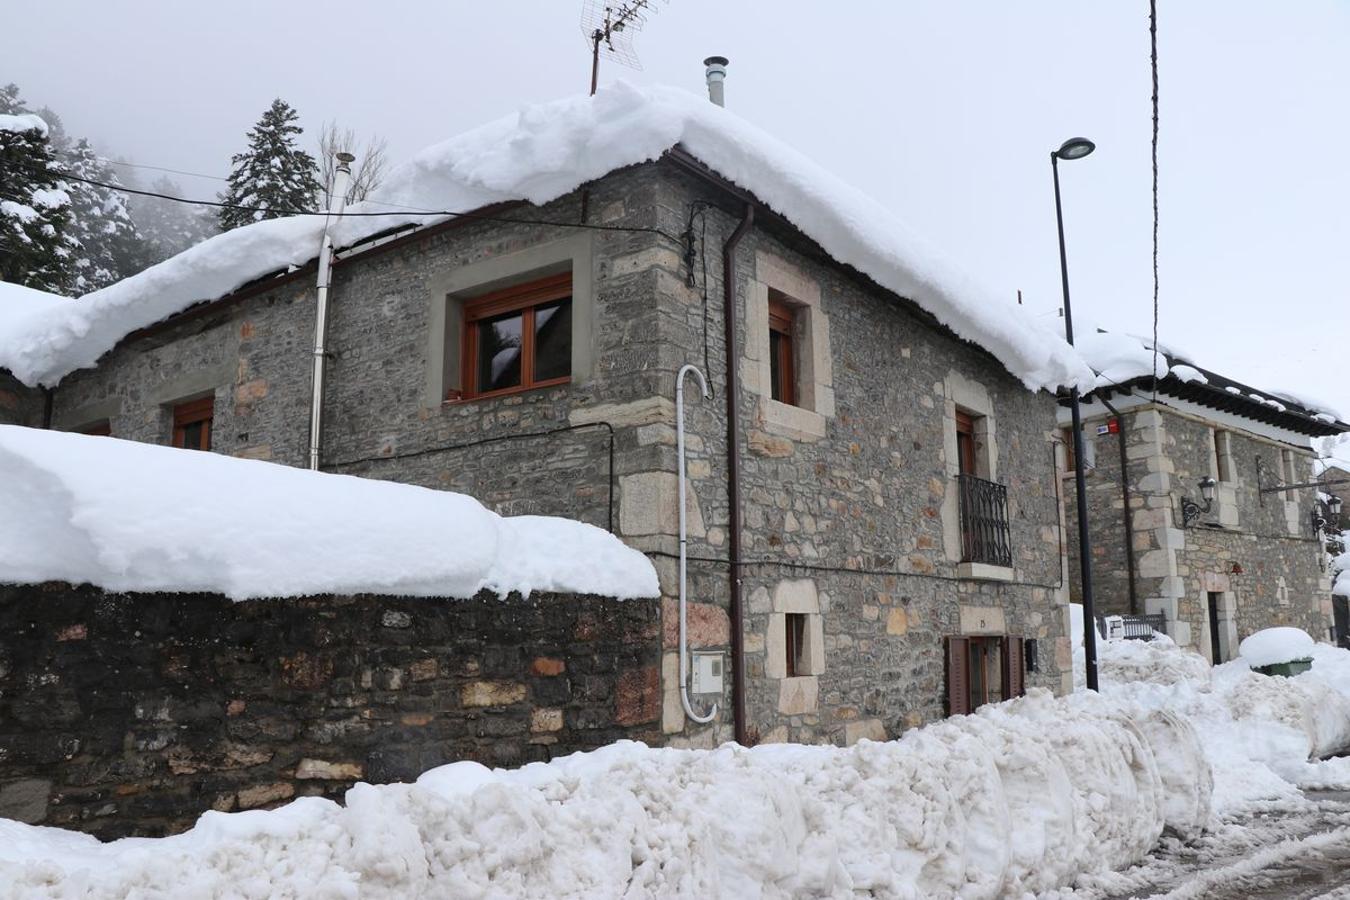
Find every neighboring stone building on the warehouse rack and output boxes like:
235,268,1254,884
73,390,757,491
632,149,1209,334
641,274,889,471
1062,340,1348,661
0,83,1090,780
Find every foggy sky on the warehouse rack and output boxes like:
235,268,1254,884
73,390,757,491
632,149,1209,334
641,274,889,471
8,0,1350,436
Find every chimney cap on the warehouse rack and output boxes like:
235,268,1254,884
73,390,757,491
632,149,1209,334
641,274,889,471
703,55,729,67
335,151,356,164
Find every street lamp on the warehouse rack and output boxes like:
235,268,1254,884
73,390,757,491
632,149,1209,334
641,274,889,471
1182,476,1217,528
1052,136,1100,690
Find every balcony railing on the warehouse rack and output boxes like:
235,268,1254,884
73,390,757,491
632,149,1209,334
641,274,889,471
958,473,1013,567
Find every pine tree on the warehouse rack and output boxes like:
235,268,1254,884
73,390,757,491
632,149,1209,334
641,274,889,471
62,139,147,292
131,175,220,263
0,87,74,292
218,99,320,232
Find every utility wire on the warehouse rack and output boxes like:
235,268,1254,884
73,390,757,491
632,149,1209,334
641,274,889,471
1149,0,1161,402
12,159,685,244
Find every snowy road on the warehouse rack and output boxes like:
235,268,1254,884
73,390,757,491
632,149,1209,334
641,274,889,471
1058,790,1350,900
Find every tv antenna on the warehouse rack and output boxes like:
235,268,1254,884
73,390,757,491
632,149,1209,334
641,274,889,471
580,0,667,95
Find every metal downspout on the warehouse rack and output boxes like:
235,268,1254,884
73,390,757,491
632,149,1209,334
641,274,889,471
307,153,354,470
677,364,717,723
722,203,754,744
1098,396,1139,615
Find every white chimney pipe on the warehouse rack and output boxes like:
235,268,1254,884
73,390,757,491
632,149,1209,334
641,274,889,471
703,56,728,107
308,151,355,471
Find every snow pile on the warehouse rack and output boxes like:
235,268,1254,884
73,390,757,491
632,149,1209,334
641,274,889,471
0,425,657,601
0,82,1093,394
1098,632,1212,687
1238,627,1316,667
0,689,1207,899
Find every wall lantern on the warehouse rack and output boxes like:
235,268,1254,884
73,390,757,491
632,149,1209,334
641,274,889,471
1230,562,1244,576
1182,476,1217,528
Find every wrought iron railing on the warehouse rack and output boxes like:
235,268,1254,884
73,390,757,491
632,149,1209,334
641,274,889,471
1096,613,1167,641
958,473,1012,567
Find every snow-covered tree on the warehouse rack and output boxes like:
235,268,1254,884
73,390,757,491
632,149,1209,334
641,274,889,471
130,175,220,264
61,139,147,292
0,89,74,291
218,99,320,231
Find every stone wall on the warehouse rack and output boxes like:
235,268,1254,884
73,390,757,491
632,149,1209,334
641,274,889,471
0,584,660,839
38,158,1071,754
1066,402,1331,659
646,167,1071,745
0,371,44,427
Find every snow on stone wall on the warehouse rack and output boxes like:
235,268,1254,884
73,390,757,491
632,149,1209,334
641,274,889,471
0,425,658,601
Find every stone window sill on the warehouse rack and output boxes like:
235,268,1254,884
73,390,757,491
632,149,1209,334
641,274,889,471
957,562,1015,582
761,398,827,441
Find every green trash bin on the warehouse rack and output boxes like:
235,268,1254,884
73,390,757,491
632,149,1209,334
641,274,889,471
1253,658,1313,677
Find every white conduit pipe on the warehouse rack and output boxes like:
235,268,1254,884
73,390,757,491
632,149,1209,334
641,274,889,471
307,152,355,471
677,363,718,723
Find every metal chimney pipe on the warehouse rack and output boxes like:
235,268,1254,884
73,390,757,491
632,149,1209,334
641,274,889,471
308,151,355,471
703,56,728,107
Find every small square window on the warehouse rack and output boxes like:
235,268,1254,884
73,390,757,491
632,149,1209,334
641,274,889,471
784,612,807,677
768,296,797,407
172,397,214,451
459,273,572,400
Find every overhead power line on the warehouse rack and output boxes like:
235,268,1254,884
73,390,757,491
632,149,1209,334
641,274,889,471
11,159,684,243
1149,0,1161,401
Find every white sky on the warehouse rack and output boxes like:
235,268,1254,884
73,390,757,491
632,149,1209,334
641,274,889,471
8,0,1350,419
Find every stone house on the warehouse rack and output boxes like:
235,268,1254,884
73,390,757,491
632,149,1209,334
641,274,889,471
0,83,1090,764
1062,341,1348,661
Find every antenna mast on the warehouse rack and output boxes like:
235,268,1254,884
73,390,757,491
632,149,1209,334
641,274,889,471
581,0,667,95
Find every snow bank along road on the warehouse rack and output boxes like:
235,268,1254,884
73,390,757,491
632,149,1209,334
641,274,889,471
3,632,1350,897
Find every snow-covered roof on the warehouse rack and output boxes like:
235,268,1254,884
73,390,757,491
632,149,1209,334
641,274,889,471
0,82,1094,393
0,281,70,379
1072,328,1347,435
0,425,658,601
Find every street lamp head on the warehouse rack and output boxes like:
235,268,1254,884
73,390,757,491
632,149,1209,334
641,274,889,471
1199,476,1217,502
1330,495,1343,517
1055,137,1096,160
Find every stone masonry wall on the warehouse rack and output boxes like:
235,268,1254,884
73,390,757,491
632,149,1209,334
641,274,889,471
645,167,1071,746
0,371,44,427
40,158,1071,755
1066,402,1330,659
0,583,660,839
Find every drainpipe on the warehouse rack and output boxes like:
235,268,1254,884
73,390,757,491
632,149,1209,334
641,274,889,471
41,387,53,429
1098,396,1139,615
722,203,754,744
703,56,728,107
677,363,717,723
308,152,355,471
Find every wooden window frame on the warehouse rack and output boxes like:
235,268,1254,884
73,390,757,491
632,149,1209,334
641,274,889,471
784,612,807,677
768,296,797,407
955,409,978,477
946,633,1025,716
172,396,214,451
80,420,111,437
457,272,573,401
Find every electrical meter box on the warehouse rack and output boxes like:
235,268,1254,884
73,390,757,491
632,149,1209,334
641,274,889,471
690,652,724,695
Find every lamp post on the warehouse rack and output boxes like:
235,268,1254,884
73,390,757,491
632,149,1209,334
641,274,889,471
1052,137,1100,691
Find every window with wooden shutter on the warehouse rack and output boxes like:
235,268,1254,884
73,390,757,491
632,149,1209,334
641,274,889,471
945,636,971,716
1003,635,1026,699
768,295,798,406
172,396,214,451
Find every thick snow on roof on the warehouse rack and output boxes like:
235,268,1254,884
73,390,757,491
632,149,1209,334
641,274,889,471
0,281,70,376
0,425,657,601
1074,327,1345,423
0,82,1093,393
